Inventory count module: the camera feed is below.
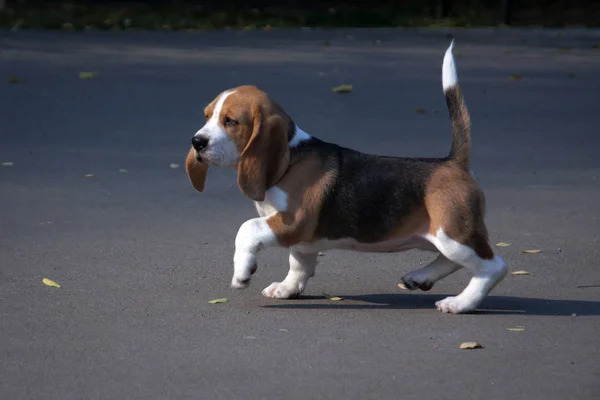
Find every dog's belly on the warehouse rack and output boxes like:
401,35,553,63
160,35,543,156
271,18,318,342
294,235,436,254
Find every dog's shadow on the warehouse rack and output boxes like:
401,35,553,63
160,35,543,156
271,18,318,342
262,293,600,316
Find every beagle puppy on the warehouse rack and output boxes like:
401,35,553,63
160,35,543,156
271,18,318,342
185,41,507,314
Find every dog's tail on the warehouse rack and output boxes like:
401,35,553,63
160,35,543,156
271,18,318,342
442,40,470,170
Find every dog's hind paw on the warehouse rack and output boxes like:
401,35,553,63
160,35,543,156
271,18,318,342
435,296,476,314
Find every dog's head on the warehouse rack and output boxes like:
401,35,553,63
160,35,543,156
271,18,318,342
186,86,293,201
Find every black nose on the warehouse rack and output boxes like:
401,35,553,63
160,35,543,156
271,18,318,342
191,135,209,152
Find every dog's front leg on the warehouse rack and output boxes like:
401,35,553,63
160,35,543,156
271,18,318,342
231,217,279,289
262,248,318,299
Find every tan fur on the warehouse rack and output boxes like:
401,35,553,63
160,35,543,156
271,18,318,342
266,157,336,246
185,146,208,192
383,207,430,240
202,86,293,201
424,162,493,259
188,85,492,259
237,111,290,201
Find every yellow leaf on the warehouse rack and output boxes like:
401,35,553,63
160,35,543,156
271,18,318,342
509,74,523,80
9,76,23,84
496,242,511,247
511,270,530,275
42,278,61,288
1,162,14,167
397,283,408,290
507,327,525,331
79,72,98,80
169,163,179,169
322,292,343,300
332,84,353,93
459,342,483,349
522,249,541,254
414,108,427,114
208,298,229,304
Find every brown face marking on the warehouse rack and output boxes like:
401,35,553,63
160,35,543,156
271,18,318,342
425,164,494,260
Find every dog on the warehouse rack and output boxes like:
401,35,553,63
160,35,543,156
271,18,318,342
185,41,507,314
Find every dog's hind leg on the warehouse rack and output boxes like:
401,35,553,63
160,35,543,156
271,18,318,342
425,229,507,314
401,254,462,291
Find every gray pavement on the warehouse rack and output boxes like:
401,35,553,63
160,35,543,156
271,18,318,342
1,28,600,400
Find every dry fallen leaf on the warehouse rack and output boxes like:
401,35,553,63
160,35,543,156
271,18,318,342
397,283,408,290
208,298,229,304
511,270,530,275
509,74,523,80
459,342,483,349
169,163,179,169
1,162,14,167
332,84,353,93
322,292,343,300
42,278,61,288
522,249,541,254
507,327,525,332
415,108,427,114
9,76,23,84
79,72,99,80
496,242,511,247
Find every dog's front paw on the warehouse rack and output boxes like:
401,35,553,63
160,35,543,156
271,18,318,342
231,276,251,290
261,282,302,299
231,258,258,290
435,296,476,314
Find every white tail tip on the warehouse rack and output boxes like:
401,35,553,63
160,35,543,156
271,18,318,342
442,40,458,91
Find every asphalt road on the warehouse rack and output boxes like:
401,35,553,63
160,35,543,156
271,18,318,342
1,28,600,400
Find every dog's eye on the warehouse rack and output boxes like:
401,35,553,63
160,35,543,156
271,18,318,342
224,117,238,127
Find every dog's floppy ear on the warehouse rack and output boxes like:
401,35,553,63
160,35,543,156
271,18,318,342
237,107,290,202
185,146,209,192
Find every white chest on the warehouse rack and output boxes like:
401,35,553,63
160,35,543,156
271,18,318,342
254,186,288,217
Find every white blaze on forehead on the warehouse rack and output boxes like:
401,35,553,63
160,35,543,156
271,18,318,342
195,89,236,136
193,89,240,167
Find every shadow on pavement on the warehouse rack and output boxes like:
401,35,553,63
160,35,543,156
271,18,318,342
262,293,600,316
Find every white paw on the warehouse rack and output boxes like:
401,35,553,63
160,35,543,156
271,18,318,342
435,296,476,314
231,277,250,290
261,281,302,299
